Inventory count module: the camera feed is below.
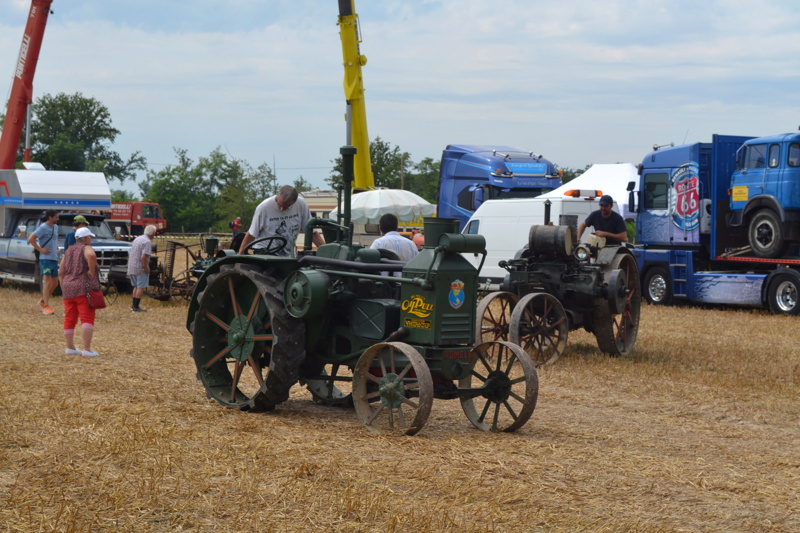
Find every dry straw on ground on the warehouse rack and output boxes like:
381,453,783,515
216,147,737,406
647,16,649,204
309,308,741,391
0,282,798,532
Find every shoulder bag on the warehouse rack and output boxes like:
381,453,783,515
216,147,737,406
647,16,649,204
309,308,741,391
86,280,107,309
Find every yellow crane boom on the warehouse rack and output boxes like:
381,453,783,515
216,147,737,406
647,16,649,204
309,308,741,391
337,0,374,190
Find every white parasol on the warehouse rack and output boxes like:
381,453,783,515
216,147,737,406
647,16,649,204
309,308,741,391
328,189,435,224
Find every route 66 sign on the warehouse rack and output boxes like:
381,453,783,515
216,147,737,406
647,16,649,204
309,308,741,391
671,162,700,231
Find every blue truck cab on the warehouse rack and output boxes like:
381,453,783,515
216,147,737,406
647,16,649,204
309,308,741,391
727,133,800,258
437,145,561,230
633,134,800,314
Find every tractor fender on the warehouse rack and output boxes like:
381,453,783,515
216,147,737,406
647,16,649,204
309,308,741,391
185,254,298,331
595,245,628,266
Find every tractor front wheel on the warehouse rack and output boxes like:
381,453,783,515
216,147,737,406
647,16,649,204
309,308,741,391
509,292,568,366
352,342,433,435
475,291,519,344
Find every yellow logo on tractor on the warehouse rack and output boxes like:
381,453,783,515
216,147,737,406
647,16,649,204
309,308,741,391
402,295,434,318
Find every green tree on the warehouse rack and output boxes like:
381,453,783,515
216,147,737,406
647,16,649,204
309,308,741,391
140,148,216,233
111,189,138,203
406,157,440,204
216,162,278,231
293,175,313,193
141,147,278,233
557,164,591,184
326,136,413,190
17,92,147,182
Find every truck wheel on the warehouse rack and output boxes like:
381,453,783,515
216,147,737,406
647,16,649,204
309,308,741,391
767,273,800,315
190,263,305,411
643,267,672,305
748,209,788,259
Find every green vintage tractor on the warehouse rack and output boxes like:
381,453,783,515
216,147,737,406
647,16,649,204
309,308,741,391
186,147,539,435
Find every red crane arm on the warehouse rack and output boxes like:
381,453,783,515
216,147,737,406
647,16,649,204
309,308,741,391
0,0,53,169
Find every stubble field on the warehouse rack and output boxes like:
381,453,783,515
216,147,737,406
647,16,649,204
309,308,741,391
0,281,798,532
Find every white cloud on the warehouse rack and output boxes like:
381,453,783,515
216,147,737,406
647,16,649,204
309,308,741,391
1,0,799,191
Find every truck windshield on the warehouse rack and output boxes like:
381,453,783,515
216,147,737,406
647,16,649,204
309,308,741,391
58,218,115,239
492,187,555,200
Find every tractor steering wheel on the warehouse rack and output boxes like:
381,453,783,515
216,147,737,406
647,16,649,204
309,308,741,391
242,235,289,256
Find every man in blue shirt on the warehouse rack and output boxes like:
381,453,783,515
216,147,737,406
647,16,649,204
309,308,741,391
64,215,88,252
28,210,60,315
577,195,628,245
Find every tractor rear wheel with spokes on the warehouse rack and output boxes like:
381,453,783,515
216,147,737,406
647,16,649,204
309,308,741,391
591,252,641,356
190,264,304,411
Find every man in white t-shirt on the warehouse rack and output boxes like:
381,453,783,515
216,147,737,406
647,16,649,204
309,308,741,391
238,186,325,257
370,213,418,276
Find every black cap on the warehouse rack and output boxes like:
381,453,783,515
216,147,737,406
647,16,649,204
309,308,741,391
599,195,613,206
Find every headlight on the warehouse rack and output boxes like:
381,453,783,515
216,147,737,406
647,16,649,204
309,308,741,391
574,244,591,262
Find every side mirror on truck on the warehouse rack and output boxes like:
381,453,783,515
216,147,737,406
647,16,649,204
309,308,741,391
627,181,637,214
17,225,26,239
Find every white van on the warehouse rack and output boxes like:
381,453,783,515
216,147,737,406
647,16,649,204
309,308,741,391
461,195,620,287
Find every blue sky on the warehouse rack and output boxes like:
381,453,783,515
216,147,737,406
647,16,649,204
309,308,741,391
2,0,800,193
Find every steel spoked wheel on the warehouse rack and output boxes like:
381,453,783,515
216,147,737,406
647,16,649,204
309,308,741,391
475,291,519,344
353,342,433,435
103,280,120,304
169,269,196,302
301,363,354,407
509,292,569,366
190,264,304,410
592,252,641,356
459,341,538,432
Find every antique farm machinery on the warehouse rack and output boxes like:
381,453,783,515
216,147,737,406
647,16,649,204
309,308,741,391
477,224,641,366
141,235,220,302
186,147,539,435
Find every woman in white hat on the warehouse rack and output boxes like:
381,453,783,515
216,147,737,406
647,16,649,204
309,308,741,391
58,227,102,357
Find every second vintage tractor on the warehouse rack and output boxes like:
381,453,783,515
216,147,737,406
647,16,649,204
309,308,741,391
476,221,641,366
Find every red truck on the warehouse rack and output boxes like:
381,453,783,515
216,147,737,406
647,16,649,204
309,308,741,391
108,201,167,237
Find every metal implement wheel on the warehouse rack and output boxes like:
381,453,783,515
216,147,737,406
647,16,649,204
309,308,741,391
243,235,289,256
190,264,305,410
168,268,196,302
352,342,433,435
767,273,800,315
301,364,354,407
509,292,568,366
459,341,538,432
643,266,672,305
591,252,641,356
475,291,519,344
748,209,788,259
103,279,120,304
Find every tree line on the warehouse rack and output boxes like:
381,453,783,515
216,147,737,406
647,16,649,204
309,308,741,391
1,92,587,233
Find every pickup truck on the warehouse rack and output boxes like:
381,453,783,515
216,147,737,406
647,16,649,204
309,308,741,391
0,211,132,288
0,167,131,290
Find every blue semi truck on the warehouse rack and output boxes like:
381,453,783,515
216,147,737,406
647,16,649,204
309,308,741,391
631,133,800,315
437,145,562,230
